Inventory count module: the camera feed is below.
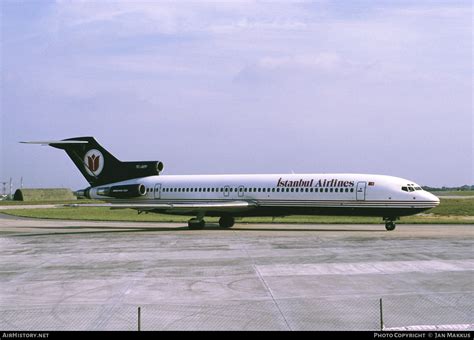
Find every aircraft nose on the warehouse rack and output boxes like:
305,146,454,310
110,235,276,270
425,192,440,206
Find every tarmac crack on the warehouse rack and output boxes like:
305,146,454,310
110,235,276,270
232,231,292,331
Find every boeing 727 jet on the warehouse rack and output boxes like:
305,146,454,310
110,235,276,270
23,137,440,230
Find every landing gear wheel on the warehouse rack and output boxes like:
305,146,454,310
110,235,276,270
188,219,205,230
219,216,235,229
385,221,396,231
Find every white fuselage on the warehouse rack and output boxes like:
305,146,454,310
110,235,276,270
88,173,440,217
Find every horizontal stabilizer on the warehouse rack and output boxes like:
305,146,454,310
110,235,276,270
20,140,89,145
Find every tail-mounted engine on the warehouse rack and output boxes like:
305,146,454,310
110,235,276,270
96,184,147,198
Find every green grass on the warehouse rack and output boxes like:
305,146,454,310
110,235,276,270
433,190,474,196
429,198,474,215
0,199,100,205
2,198,473,224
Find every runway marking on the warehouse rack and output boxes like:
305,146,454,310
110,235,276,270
256,259,474,277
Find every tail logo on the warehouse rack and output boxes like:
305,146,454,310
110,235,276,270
84,149,104,176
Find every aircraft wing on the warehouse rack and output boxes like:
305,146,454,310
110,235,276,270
64,201,257,213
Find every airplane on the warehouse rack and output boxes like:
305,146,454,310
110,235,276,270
22,137,440,231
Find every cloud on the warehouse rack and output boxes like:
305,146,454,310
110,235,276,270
258,53,343,71
2,1,472,187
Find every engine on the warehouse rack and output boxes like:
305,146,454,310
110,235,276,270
96,184,147,198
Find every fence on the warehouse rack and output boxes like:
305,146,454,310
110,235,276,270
1,294,472,331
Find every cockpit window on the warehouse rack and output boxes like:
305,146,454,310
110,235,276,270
402,184,423,192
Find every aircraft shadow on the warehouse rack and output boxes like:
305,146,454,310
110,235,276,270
8,223,382,237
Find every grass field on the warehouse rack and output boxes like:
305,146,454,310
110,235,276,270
0,199,98,205
1,198,473,224
433,190,474,196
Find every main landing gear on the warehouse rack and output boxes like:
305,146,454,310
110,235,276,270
187,215,235,230
383,217,397,231
219,215,235,229
188,218,205,230
188,215,235,230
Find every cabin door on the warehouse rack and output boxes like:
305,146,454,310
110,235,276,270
154,184,161,199
356,181,366,201
224,185,230,197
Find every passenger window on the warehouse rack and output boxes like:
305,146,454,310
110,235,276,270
291,188,294,192
335,188,338,193
350,188,354,192
310,188,314,192
272,188,275,192
325,188,329,192
262,188,266,192
330,188,333,193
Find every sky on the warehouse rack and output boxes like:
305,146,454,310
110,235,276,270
1,0,472,190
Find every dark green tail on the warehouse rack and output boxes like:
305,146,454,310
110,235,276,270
48,137,163,186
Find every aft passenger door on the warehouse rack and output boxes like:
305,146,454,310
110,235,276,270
356,182,366,201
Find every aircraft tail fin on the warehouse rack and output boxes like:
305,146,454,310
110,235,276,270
21,137,163,186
